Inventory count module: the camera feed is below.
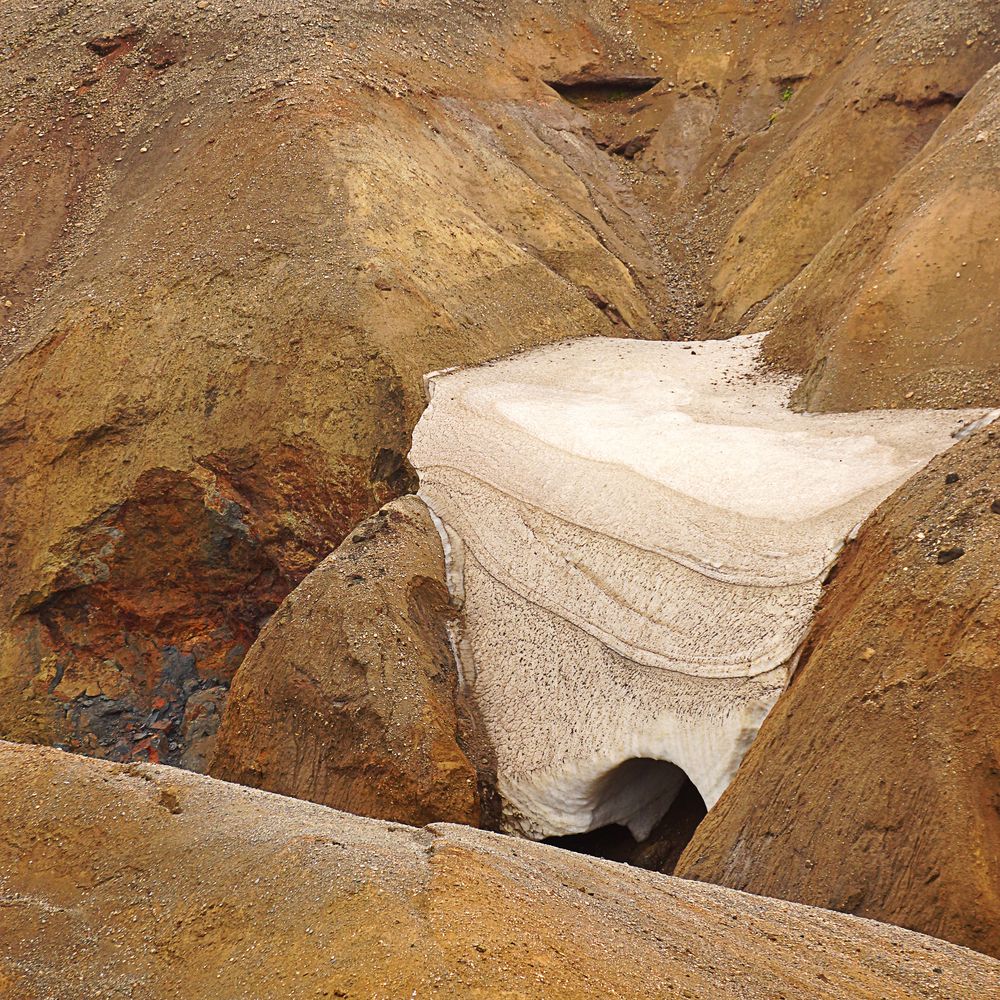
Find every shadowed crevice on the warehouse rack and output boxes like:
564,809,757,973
544,775,707,874
546,75,662,107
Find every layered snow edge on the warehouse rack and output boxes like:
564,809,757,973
410,334,985,839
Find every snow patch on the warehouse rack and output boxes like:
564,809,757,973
410,334,984,838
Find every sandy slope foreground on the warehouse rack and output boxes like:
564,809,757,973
1,742,998,1000
410,334,983,839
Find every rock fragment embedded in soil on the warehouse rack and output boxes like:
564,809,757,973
936,546,965,564
410,333,985,839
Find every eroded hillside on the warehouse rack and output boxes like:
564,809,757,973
677,427,1000,958
1,0,998,926
2,742,998,1000
2,0,1000,990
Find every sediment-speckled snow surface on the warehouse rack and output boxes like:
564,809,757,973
410,334,982,839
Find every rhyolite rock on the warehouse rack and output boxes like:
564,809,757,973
0,0,661,763
211,496,498,829
760,62,1000,411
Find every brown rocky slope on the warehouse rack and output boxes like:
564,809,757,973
761,62,1000,411
3,0,1000,773
210,495,498,829
567,0,1000,367
2,740,999,1000
677,427,1000,959
0,0,663,764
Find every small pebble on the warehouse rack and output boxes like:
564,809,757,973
936,547,965,565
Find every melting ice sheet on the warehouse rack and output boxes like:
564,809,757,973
409,334,984,839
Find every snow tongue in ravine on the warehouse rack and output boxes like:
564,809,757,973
409,333,988,839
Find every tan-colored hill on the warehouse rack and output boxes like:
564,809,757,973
573,0,1000,359
210,495,497,828
2,740,998,1000
760,63,1000,411
677,427,1000,958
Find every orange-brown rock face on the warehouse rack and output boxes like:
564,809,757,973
569,0,1000,357
0,0,664,764
677,428,1000,958
2,741,998,1000
1,467,293,769
3,0,1000,773
761,63,1000,411
210,497,497,828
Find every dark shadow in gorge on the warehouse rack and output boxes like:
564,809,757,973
545,75,662,108
544,777,707,874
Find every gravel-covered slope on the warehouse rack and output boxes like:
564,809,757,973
2,740,999,1000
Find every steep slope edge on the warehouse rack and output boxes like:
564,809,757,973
677,427,1000,959
760,63,1000,411
1,741,998,999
